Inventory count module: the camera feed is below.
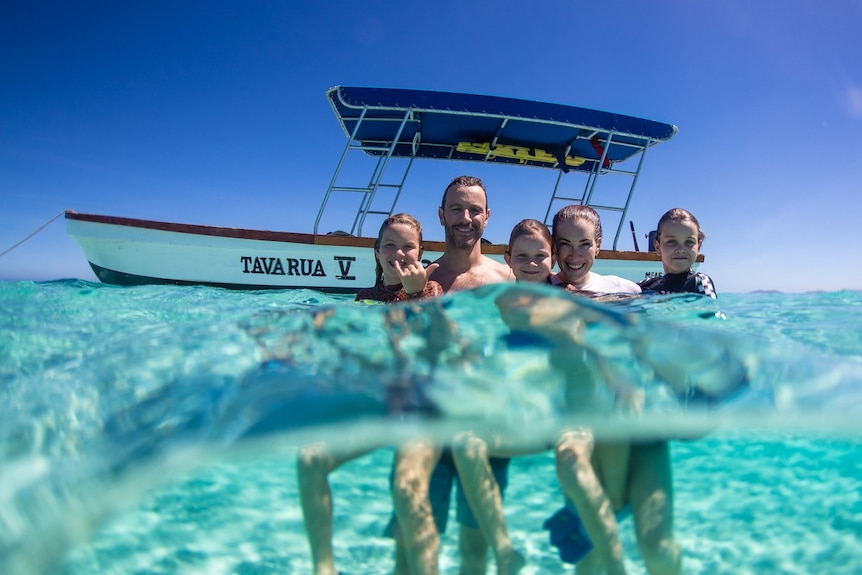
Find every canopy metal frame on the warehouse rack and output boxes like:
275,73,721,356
314,86,676,249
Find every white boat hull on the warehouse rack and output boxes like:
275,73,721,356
65,212,667,292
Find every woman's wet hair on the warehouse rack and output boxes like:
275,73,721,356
373,213,424,286
656,208,706,244
552,204,602,247
506,218,553,254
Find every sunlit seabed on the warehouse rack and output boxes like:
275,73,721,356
2,281,862,574
45,433,862,575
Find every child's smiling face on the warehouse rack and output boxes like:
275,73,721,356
375,223,422,284
655,220,701,274
505,234,554,283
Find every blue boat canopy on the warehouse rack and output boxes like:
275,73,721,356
327,86,677,173
317,86,677,249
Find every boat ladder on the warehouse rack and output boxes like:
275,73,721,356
313,107,418,237
541,131,650,250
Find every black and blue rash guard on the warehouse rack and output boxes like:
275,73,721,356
638,270,717,298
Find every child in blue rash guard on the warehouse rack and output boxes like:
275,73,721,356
639,208,716,298
297,213,442,575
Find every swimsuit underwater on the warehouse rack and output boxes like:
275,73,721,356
543,500,632,564
383,451,511,536
638,270,716,298
355,280,444,303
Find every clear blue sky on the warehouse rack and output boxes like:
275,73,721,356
2,1,861,293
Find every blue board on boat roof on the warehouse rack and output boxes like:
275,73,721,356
327,86,678,174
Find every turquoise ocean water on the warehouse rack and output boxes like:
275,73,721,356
2,280,862,574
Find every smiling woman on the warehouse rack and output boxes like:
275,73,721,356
550,205,642,295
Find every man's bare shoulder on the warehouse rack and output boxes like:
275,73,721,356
449,257,513,291
481,255,515,281
429,253,514,292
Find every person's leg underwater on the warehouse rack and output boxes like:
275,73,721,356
297,444,376,575
392,439,444,575
628,441,681,575
451,432,525,574
556,430,627,575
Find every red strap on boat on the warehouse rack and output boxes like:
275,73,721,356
590,136,612,169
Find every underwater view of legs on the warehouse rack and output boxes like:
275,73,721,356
4,283,862,574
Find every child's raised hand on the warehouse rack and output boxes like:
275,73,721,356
394,261,439,295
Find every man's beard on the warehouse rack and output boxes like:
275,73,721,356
445,223,481,249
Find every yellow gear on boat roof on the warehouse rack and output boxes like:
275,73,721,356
456,142,587,168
